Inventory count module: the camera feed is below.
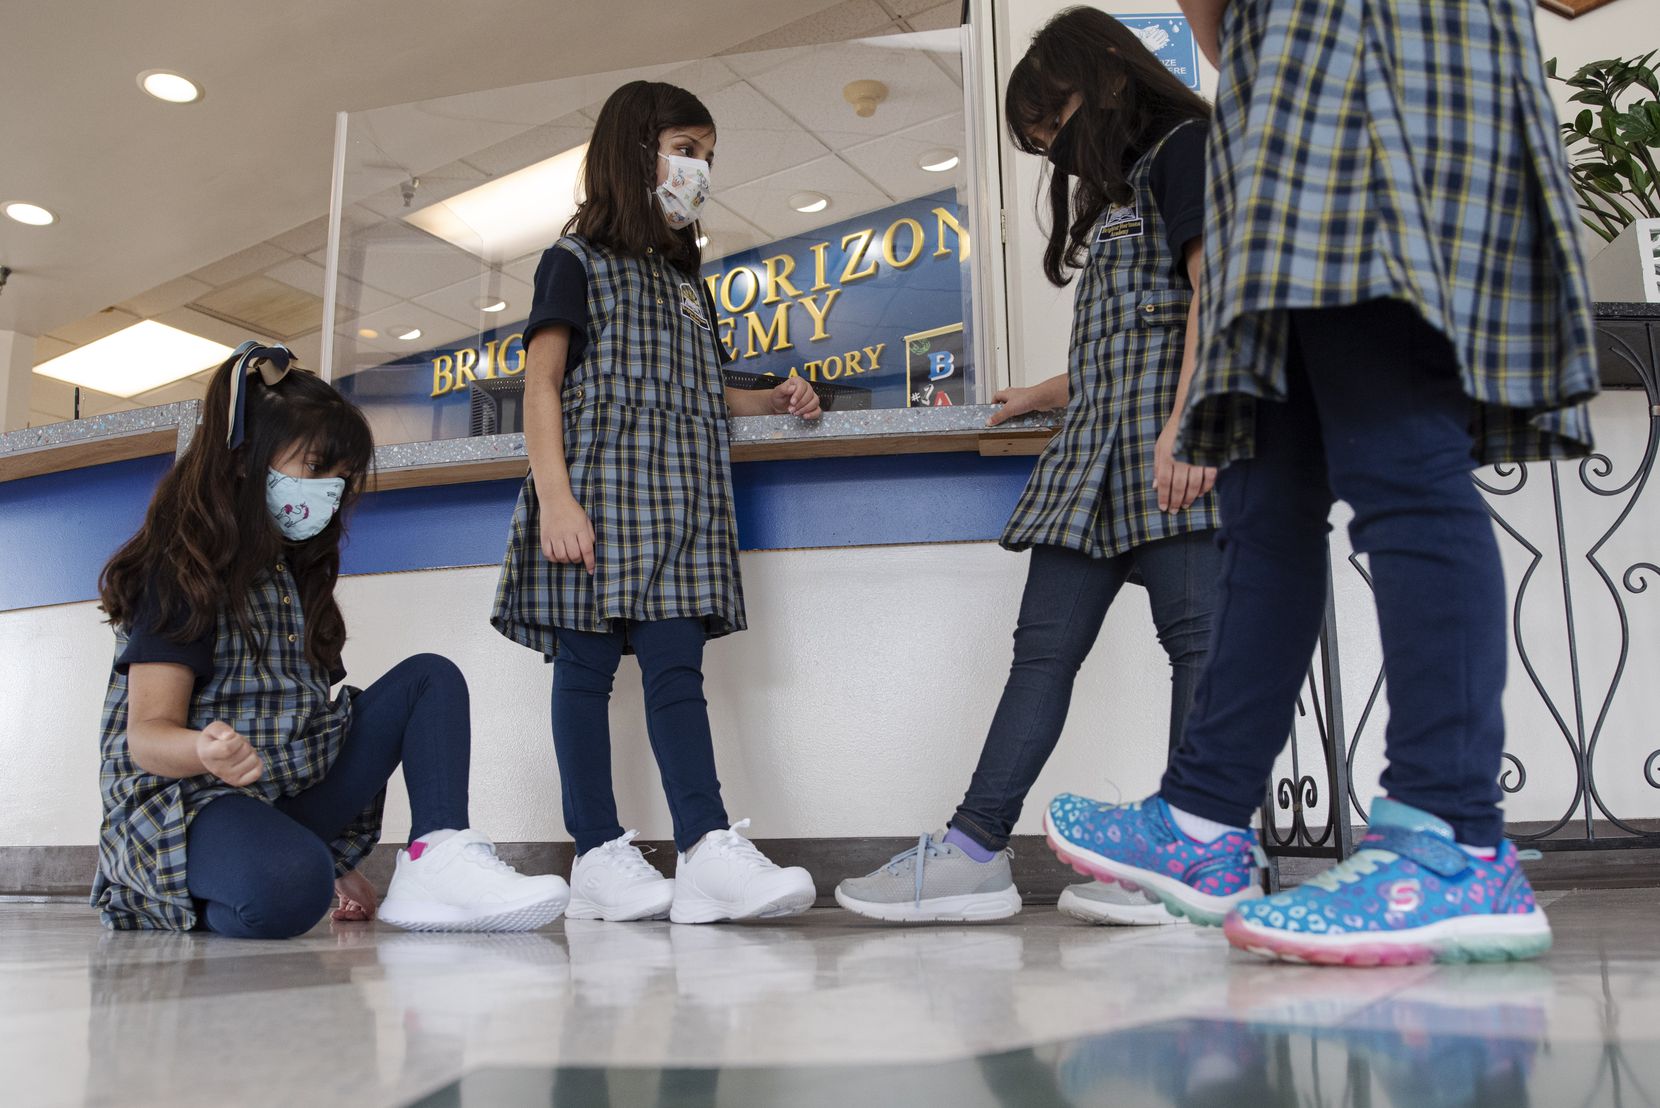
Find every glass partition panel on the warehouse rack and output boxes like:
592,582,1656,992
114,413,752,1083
325,29,984,444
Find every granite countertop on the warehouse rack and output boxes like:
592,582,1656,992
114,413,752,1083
1,400,1062,486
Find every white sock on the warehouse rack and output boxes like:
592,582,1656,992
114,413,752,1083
1167,803,1243,844
412,828,459,855
1460,843,1498,859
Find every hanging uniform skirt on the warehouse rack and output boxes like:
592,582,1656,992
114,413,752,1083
1181,0,1600,467
1004,121,1221,558
492,236,746,657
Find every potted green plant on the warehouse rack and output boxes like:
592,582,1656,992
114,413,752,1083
1549,52,1660,300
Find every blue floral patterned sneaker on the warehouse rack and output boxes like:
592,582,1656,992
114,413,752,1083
1223,798,1552,967
1044,794,1264,926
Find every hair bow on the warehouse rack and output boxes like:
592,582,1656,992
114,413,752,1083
225,341,297,449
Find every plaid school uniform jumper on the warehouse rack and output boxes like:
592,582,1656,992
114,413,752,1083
1181,0,1599,467
492,236,745,655
92,563,379,931
1003,120,1221,558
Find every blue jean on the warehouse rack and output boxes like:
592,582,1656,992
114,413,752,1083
551,618,730,854
952,533,1221,851
185,653,473,939
1160,298,1509,846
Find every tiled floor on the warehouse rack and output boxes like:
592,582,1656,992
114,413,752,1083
4,887,1659,1106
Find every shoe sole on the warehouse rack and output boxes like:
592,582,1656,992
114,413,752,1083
1042,809,1259,927
670,887,816,925
380,892,569,933
833,884,1023,923
1056,886,1182,927
1223,910,1554,966
566,889,674,923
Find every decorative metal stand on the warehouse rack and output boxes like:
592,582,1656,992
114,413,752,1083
1263,303,1660,868
1259,568,1356,885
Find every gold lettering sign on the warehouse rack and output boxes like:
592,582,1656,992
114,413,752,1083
431,332,525,398
711,212,968,365
427,209,968,401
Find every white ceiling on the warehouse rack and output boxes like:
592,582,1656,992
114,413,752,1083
3,0,964,424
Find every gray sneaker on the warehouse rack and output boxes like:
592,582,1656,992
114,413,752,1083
1057,880,1182,926
835,832,1022,922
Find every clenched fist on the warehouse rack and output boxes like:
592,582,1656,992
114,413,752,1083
196,721,264,787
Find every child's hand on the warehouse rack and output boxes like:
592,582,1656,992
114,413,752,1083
988,386,1043,427
197,722,263,787
770,377,822,420
1154,419,1216,512
332,869,378,922
540,493,596,574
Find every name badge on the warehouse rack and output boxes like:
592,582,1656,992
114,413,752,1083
1096,203,1145,243
679,282,711,331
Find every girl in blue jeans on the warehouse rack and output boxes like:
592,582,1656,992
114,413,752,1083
837,8,1222,925
1045,0,1600,965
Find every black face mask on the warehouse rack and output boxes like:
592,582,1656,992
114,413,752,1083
1046,113,1080,176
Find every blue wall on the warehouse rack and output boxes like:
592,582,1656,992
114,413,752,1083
0,452,1035,612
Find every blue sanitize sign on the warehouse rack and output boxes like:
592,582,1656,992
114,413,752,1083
1117,15,1201,91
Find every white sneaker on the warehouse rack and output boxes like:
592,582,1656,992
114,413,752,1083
669,819,816,924
1057,880,1182,926
567,830,675,922
379,829,570,932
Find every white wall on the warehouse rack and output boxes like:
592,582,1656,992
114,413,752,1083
1,544,1178,847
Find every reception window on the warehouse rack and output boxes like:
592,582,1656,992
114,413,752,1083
322,28,991,444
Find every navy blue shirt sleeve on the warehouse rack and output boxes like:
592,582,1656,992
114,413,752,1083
524,245,589,367
115,582,214,679
1148,122,1208,269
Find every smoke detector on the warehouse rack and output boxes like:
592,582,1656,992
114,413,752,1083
843,80,889,119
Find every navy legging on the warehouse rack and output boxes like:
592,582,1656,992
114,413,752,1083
1160,299,1509,845
185,653,472,939
551,617,730,854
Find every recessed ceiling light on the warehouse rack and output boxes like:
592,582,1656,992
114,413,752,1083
3,202,55,226
138,70,202,104
695,234,710,248
919,149,960,172
397,328,423,341
358,328,380,339
405,143,588,263
789,191,830,214
33,321,233,398
474,297,508,313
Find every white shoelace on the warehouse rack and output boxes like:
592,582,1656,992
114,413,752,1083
460,840,515,875
700,819,776,870
596,830,659,880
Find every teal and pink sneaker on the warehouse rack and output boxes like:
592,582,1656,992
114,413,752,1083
1044,794,1264,926
1223,798,1552,966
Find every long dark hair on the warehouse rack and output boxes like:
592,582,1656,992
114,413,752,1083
1006,7,1210,286
566,80,714,275
99,352,374,674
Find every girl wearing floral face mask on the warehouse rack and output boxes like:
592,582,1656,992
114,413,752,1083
94,345,569,938
492,81,819,926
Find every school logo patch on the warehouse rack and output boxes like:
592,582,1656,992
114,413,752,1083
678,282,711,331
1097,203,1145,243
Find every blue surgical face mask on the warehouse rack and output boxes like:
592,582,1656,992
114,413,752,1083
266,469,345,541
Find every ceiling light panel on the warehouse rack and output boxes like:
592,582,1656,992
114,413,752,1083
33,321,234,398
404,144,588,264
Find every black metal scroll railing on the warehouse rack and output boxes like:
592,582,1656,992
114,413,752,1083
1262,305,1660,868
